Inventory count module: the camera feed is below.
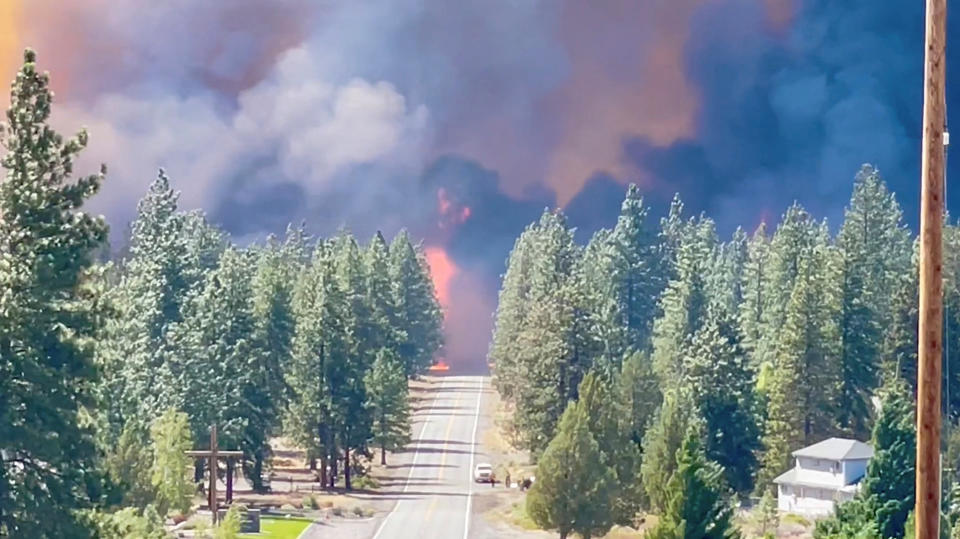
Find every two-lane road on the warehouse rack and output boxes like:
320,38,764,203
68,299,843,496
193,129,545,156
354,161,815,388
371,375,486,539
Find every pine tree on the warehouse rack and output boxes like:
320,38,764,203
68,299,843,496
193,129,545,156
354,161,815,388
754,205,824,372
389,230,443,377
0,50,110,537
651,216,717,383
715,227,748,314
758,218,841,490
835,165,912,437
684,304,760,494
619,350,661,448
246,226,306,488
251,225,305,405
592,185,664,360
576,371,642,524
646,428,741,539
149,409,193,518
366,231,400,356
285,242,349,487
512,211,600,455
758,488,778,537
659,194,687,282
525,400,617,539
739,223,770,369
641,387,699,512
365,350,411,465
489,227,536,400
167,247,268,486
98,171,225,441
859,378,916,538
105,423,156,509
942,222,960,418
331,232,375,489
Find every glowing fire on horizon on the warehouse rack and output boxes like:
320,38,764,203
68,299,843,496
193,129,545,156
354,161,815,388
423,246,456,312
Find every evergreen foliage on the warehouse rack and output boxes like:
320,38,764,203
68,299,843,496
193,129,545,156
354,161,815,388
641,388,699,512
525,399,617,539
365,350,411,465
645,428,741,539
813,379,916,539
149,409,193,518
0,50,109,537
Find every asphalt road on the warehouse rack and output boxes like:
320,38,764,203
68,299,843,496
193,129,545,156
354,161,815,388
369,375,486,539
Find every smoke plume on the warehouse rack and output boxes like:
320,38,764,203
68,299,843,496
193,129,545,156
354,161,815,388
2,0,957,366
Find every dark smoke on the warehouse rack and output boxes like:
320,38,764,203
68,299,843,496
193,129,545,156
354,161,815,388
12,0,960,364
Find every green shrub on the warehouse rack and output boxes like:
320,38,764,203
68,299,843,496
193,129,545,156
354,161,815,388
302,494,318,509
332,506,344,517
353,474,380,489
213,504,242,539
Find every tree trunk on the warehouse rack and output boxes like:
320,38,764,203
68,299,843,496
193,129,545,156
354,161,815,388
226,459,234,503
344,447,352,490
320,455,328,489
194,458,205,484
252,452,264,492
309,458,317,471
559,532,567,539
329,452,337,489
381,442,387,465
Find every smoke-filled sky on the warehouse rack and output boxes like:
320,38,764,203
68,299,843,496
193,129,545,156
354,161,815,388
3,0,959,365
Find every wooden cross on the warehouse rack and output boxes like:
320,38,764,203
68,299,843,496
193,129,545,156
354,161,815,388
185,424,242,524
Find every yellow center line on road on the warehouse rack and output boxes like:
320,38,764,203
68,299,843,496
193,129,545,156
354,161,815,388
423,498,439,522
425,388,462,523
437,391,461,481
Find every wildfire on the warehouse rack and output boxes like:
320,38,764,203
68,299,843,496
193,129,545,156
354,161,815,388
436,188,471,229
423,246,456,312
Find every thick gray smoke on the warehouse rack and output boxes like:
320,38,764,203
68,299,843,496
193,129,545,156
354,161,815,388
11,0,956,363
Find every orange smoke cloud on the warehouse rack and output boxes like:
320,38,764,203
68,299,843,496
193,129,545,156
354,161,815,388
424,246,456,311
0,0,22,104
543,0,702,206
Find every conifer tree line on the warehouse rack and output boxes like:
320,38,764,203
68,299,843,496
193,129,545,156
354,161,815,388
96,171,442,494
0,51,442,536
491,162,960,536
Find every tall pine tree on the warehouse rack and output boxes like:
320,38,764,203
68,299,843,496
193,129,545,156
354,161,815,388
0,50,109,537
835,165,912,437
758,229,842,490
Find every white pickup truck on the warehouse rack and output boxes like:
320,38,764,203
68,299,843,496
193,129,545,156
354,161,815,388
473,463,494,483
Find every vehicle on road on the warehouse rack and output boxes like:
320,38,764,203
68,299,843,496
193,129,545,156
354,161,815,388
474,463,494,483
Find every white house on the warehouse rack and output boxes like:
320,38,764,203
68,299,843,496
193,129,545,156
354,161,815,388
773,437,874,516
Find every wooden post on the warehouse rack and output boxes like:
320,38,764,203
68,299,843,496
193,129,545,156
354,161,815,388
226,458,234,504
209,425,218,524
185,425,243,526
917,0,947,536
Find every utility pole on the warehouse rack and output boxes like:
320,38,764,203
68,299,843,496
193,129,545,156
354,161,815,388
917,0,947,536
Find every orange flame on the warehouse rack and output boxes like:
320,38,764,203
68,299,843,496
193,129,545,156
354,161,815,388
437,188,471,229
423,246,456,311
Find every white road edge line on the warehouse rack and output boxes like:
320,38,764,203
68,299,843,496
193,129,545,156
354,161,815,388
370,376,446,539
463,377,484,539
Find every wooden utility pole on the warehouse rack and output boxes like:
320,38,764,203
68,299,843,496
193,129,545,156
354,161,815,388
186,425,242,525
917,0,947,536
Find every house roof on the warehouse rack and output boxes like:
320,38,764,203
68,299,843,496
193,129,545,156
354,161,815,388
773,468,862,492
792,438,873,461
